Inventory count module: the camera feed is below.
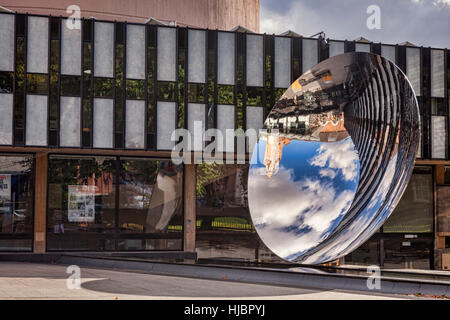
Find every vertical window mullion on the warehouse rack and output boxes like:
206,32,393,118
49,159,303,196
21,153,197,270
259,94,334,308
122,23,127,149
11,13,16,146
153,25,158,150
90,19,94,148
213,29,218,130
144,24,148,150
13,14,27,146
46,15,51,147
79,18,84,148
261,33,266,124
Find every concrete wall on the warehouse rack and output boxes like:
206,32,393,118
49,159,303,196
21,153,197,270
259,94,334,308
1,0,260,32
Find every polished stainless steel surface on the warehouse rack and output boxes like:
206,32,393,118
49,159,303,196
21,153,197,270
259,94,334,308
248,52,420,264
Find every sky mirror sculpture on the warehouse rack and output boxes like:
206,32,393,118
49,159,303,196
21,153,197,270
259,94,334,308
248,52,420,264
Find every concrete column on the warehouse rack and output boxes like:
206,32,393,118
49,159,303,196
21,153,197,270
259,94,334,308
183,163,196,252
33,152,48,253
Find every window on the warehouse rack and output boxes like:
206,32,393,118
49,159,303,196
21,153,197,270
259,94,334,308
444,167,450,185
0,154,34,251
117,158,183,250
47,155,183,251
431,98,446,116
47,156,116,250
383,167,433,233
195,163,280,262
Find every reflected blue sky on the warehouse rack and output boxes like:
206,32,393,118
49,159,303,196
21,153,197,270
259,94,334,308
302,154,398,264
248,136,360,260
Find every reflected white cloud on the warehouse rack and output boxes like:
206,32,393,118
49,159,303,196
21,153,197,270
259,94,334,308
300,154,399,264
310,138,359,182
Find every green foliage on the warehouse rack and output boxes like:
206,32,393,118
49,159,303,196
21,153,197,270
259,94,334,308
126,79,145,99
196,162,227,197
218,85,234,104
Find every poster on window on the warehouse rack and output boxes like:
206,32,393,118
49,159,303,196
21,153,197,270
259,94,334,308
68,185,96,222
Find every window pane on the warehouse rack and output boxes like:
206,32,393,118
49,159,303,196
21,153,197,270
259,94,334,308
246,34,263,87
329,41,344,58
383,168,433,233
187,83,205,103
302,39,318,73
431,115,446,159
0,93,13,145
27,16,49,74
0,72,13,93
93,77,114,98
60,96,81,147
60,75,81,96
0,154,34,251
26,94,48,146
26,74,48,95
94,22,114,78
117,159,183,250
274,37,291,88
188,29,206,84
126,24,146,80
217,32,235,85
406,47,421,96
344,236,379,266
93,98,114,149
125,100,145,149
126,79,145,100
195,164,282,262
157,27,176,82
156,101,176,150
438,184,450,232
47,156,116,251
217,85,234,104
61,19,82,76
0,14,15,72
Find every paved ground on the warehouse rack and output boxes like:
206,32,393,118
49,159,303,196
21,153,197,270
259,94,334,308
0,261,412,300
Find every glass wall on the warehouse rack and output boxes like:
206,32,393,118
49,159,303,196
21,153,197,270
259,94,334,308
117,158,183,250
383,166,433,233
195,163,281,262
345,166,434,269
47,155,183,251
0,154,34,251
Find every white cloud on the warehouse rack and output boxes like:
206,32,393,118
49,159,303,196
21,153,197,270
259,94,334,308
310,138,359,182
319,168,337,179
260,0,449,48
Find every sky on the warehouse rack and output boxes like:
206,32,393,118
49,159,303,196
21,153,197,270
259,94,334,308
260,0,450,48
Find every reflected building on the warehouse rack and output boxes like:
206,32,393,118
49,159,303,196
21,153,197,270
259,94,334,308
263,134,290,179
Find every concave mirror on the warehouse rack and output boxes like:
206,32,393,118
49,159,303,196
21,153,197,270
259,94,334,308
248,52,420,264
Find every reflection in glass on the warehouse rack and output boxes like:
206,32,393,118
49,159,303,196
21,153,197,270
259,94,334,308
47,156,183,251
118,158,183,250
47,156,116,250
384,167,433,233
0,154,34,251
196,164,257,260
248,52,420,264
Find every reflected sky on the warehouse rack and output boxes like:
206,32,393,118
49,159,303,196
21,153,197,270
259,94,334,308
249,136,360,260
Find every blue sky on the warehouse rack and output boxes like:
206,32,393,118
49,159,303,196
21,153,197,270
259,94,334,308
260,0,450,48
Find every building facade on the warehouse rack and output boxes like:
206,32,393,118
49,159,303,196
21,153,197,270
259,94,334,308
0,0,260,31
0,3,449,270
